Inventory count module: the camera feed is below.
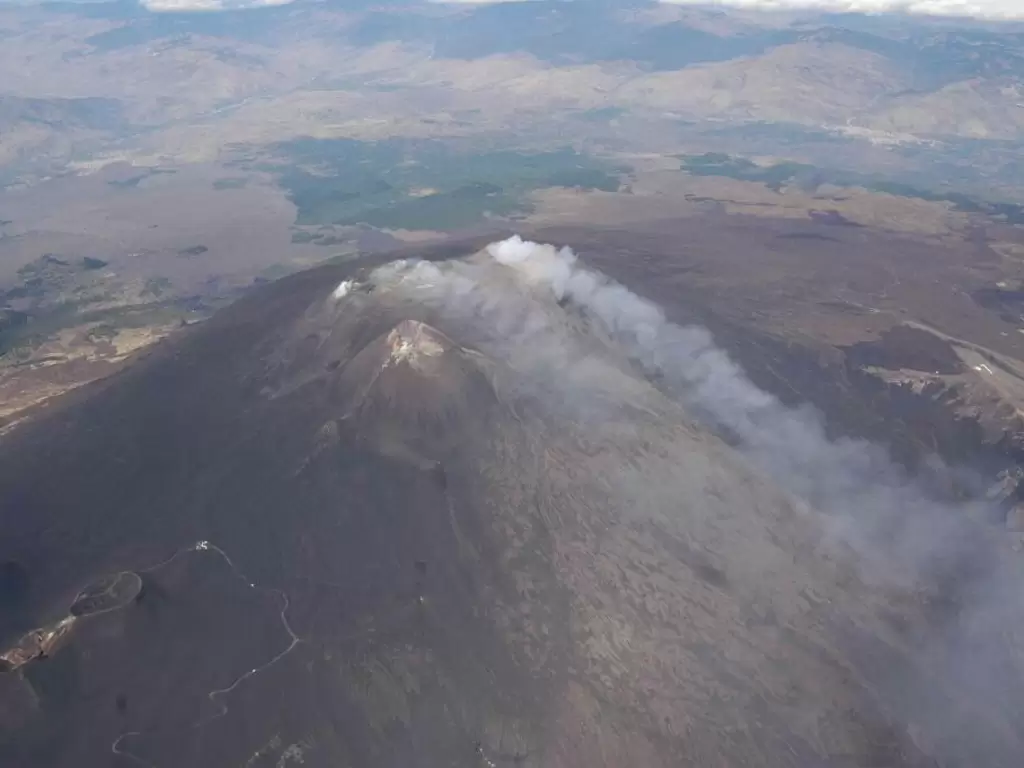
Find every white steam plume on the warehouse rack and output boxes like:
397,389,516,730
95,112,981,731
355,236,1024,764
487,237,971,577
482,235,1024,765
360,235,1011,589
658,0,1024,21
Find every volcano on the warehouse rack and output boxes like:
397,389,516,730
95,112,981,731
0,238,1021,768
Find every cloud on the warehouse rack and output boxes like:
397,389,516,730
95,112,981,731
141,0,294,12
659,0,1024,21
428,0,538,4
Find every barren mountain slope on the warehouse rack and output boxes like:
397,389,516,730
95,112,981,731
0,242,1021,767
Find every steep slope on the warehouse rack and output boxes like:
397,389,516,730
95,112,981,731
0,241,1020,767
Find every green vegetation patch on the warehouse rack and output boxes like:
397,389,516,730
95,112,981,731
264,139,624,231
213,177,249,190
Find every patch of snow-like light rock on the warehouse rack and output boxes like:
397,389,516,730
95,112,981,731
332,280,354,301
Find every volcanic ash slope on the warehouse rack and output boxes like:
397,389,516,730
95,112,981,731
0,241,1014,767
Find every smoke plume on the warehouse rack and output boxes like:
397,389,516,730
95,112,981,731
478,235,1024,763
352,235,1024,764
485,237,976,575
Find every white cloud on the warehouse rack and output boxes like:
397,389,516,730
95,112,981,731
427,0,539,4
659,0,1024,21
141,0,294,12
